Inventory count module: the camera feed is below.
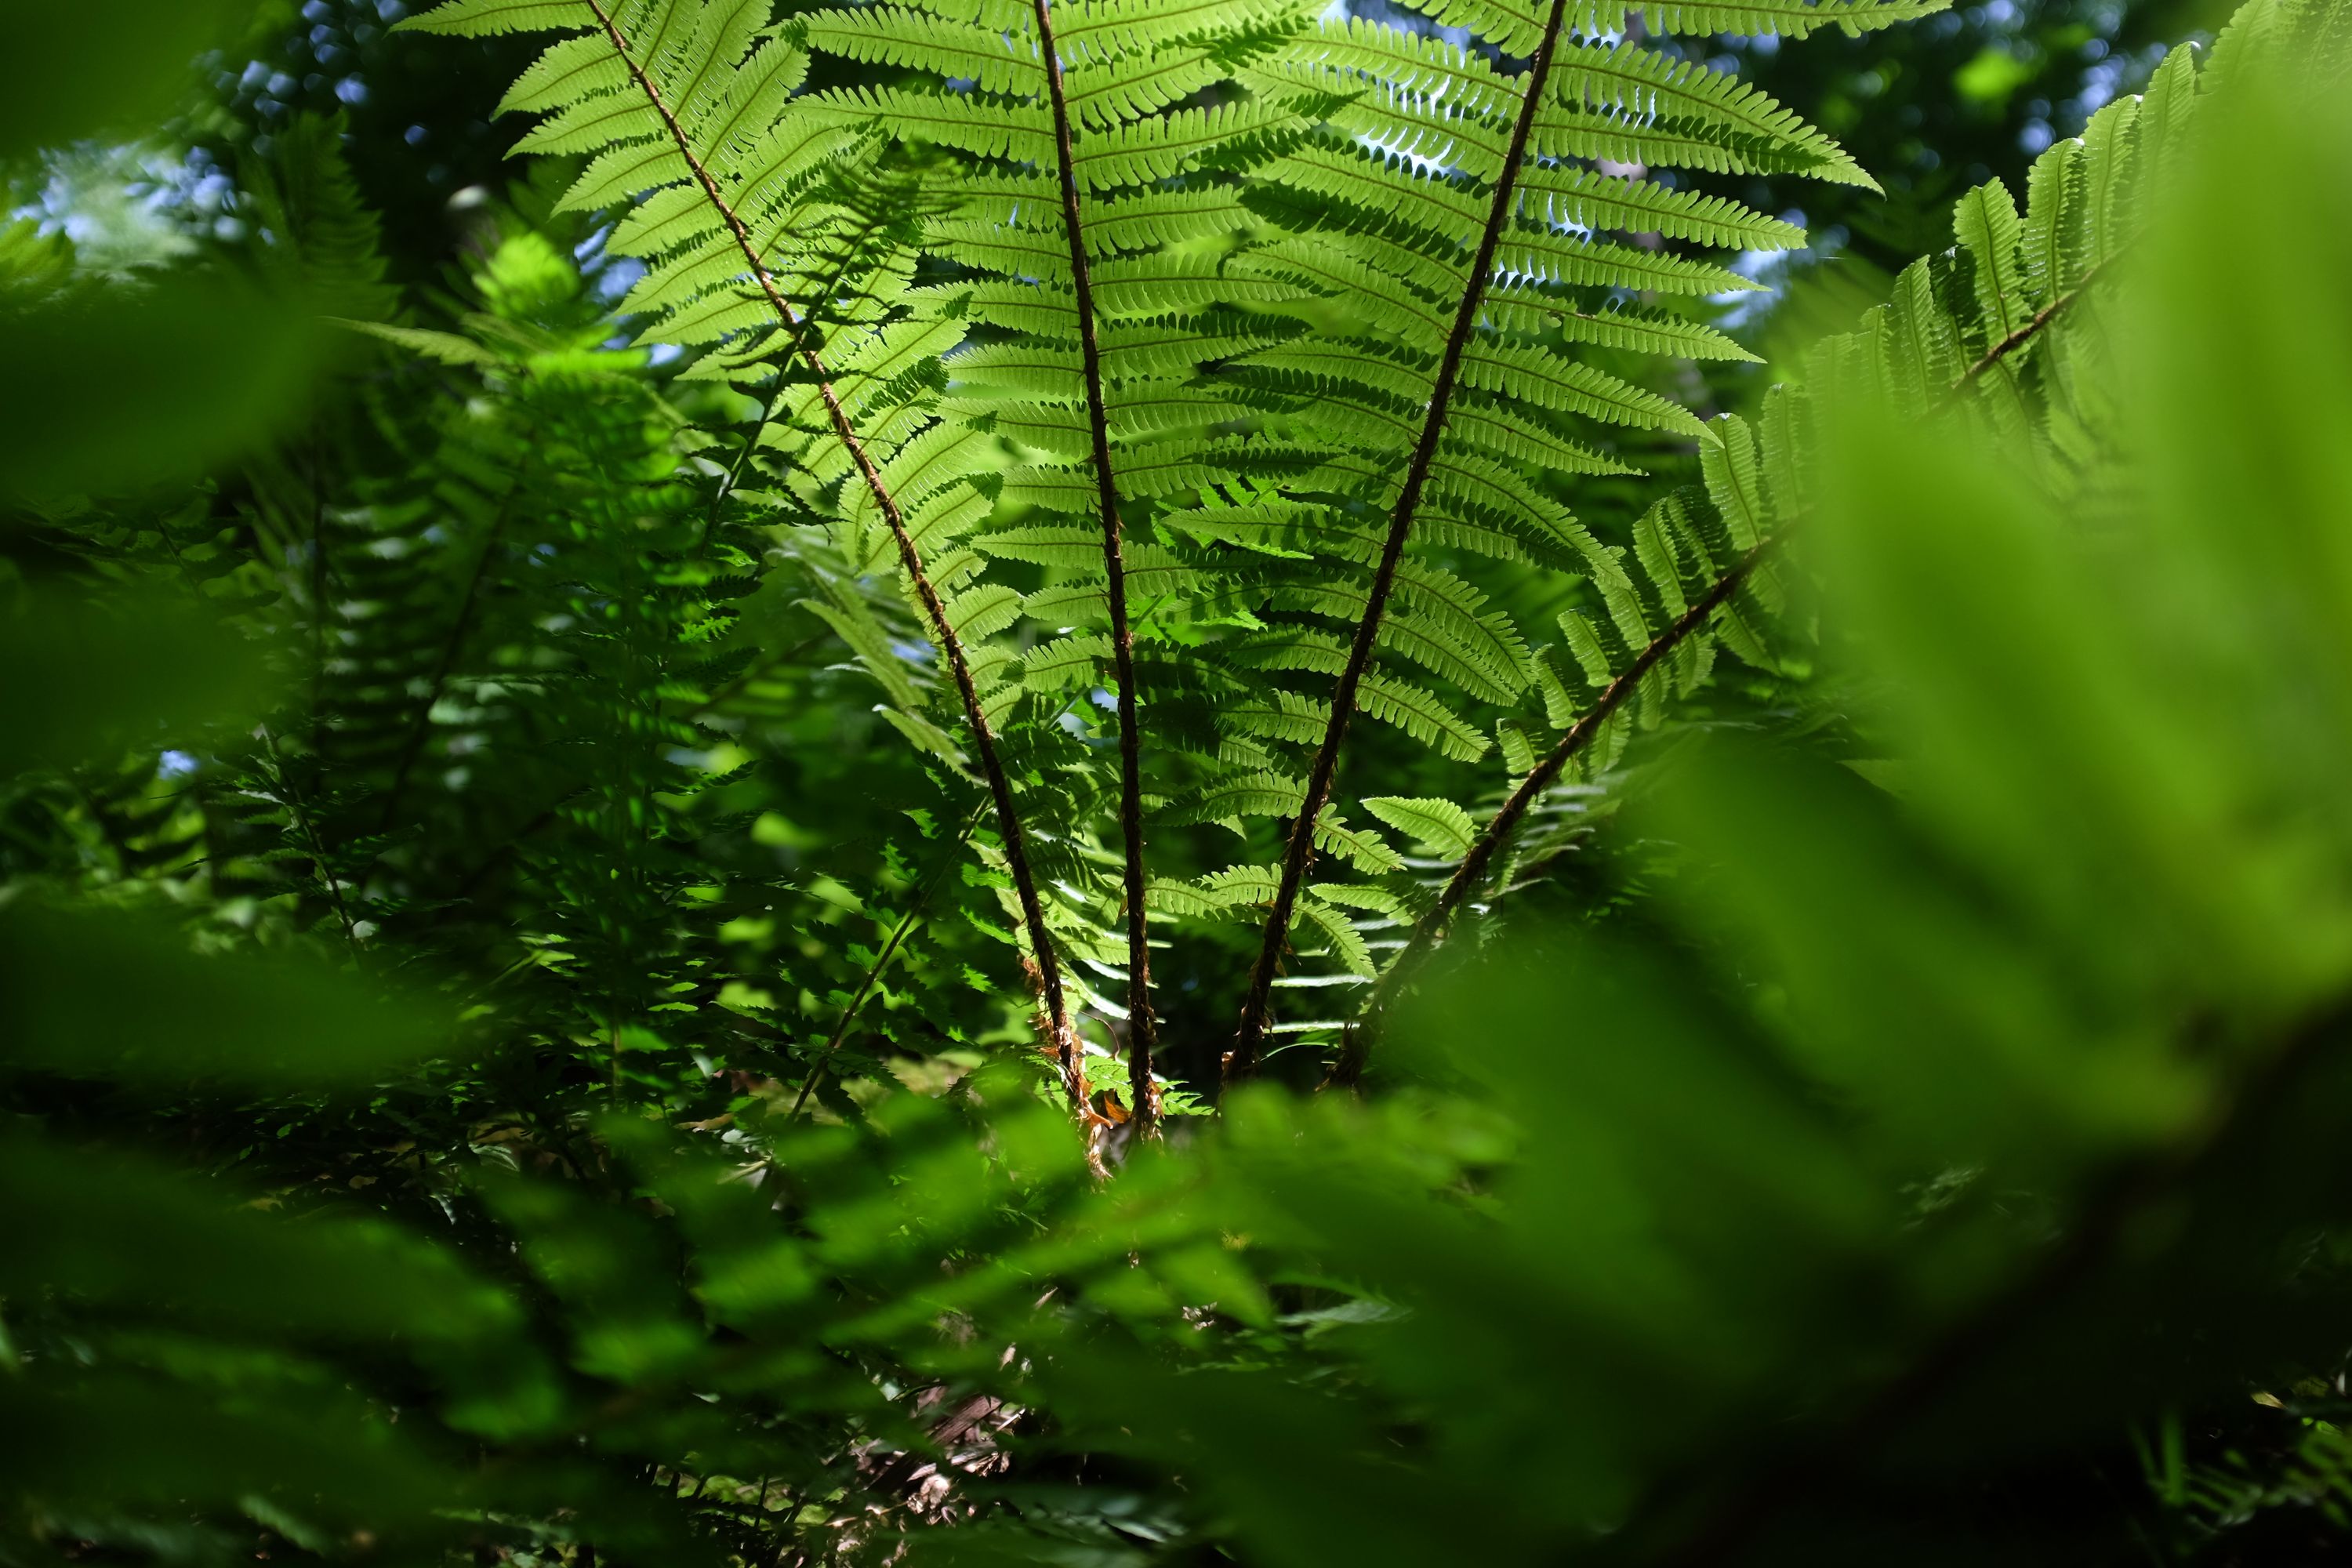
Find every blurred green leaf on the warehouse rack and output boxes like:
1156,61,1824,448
0,1136,519,1345
0,0,252,157
0,904,448,1085
0,585,277,775
0,278,324,499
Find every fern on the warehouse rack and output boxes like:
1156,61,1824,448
408,0,1940,1093
17,5,2352,1563
786,0,1326,1123
1208,0,1928,1071
397,0,1114,1129
1332,0,2352,1085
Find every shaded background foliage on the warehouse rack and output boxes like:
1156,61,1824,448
7,0,2352,1566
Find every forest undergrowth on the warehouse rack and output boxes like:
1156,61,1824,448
6,0,2352,1561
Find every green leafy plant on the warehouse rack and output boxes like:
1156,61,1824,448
394,0,1951,1122
9,0,2352,1563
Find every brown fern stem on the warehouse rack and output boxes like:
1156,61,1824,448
581,0,1077,1083
1328,537,1776,1090
1959,256,2110,383
1323,230,2107,1090
1029,0,1160,1131
1225,0,1575,1083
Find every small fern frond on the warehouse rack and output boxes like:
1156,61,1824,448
1360,797,1479,858
1537,40,1878,190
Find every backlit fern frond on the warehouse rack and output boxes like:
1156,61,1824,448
399,0,1106,1117
1197,0,1933,1066
1333,0,2352,1087
410,0,1946,1097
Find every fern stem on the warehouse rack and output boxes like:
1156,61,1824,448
699,200,903,557
258,723,362,957
1228,0,1577,1082
1027,0,1160,1131
786,807,982,1120
577,0,1079,1093
1329,537,1777,1089
1960,257,2110,383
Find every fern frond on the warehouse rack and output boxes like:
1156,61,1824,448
415,0,1945,1098
1252,19,1522,125
1420,0,1944,49
1163,774,1403,875
1262,138,1488,249
1355,672,1491,763
1602,0,1950,35
1492,230,1760,297
403,0,1100,1089
1360,796,1477,858
1459,341,1708,436
797,6,1044,93
1078,190,1261,256
1071,101,1294,191
1226,238,1457,345
1053,0,1310,57
1220,687,1336,749
1515,165,1806,251
1537,41,1875,190
394,0,598,37
802,85,1054,163
1064,45,1230,127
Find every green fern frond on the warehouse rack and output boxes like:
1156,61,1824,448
1492,231,1761,297
797,6,1043,93
409,0,1947,1076
1360,796,1478,858
1458,342,1708,437
1356,673,1492,764
1219,688,1334,748
1262,137,1488,249
801,86,1054,163
1515,165,1807,251
395,0,598,38
1163,774,1403,875
1537,41,1876,190
1596,0,1950,35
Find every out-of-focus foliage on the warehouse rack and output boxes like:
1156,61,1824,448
0,0,252,159
6,0,2352,1565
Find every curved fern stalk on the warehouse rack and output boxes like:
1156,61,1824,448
1958,255,2111,386
1328,537,1777,1089
1316,9,2225,1087
1185,0,1918,1039
783,0,1322,1108
1029,0,1161,1134
1324,0,2352,1089
400,0,1087,1111
1224,0,1577,1083
596,0,1085,1103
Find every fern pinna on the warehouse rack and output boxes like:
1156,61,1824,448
403,0,1936,1108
